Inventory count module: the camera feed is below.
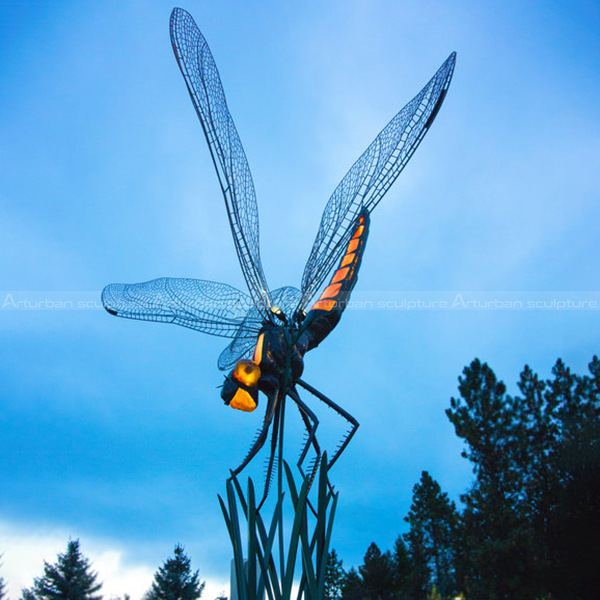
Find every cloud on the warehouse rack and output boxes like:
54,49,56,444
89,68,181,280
0,519,227,600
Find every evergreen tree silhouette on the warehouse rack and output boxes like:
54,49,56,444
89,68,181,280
145,545,204,600
27,540,102,600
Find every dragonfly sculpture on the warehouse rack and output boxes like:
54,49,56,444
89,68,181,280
102,8,456,503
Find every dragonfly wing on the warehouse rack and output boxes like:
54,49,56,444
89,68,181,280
217,286,302,371
218,335,257,372
297,52,456,313
102,278,262,339
170,8,272,321
270,285,303,317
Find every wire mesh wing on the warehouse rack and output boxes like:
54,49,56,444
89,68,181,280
102,278,263,339
218,286,303,371
296,52,456,314
170,8,273,321
270,286,304,316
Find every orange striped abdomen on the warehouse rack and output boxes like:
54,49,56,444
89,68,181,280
300,210,370,351
311,210,370,312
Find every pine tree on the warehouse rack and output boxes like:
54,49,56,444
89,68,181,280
145,545,204,600
324,550,345,600
0,558,6,600
29,540,102,600
340,568,364,600
391,536,412,600
447,356,600,600
446,359,533,600
545,357,600,600
404,472,458,599
358,543,394,600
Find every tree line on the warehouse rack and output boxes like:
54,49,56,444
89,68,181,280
325,356,600,600
1,356,598,600
0,541,206,600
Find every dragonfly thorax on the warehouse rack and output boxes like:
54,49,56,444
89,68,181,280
254,323,306,383
221,323,308,412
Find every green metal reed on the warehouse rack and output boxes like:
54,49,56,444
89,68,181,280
219,455,338,600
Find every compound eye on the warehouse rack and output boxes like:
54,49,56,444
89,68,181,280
233,359,261,387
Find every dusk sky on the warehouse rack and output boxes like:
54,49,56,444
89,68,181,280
1,0,599,596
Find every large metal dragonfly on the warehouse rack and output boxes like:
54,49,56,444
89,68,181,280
102,8,455,502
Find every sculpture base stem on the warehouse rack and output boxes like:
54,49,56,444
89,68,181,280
219,455,337,600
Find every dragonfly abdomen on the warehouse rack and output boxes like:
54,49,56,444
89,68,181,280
300,210,371,350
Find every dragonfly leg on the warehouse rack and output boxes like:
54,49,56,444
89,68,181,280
288,387,321,477
258,394,283,509
296,378,359,469
231,387,279,477
287,387,323,514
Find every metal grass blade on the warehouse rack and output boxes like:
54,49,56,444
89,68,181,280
247,480,259,599
226,479,248,600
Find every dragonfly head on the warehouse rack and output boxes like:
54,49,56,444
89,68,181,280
221,359,261,412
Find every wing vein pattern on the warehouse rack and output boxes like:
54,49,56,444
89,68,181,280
170,8,272,321
297,52,456,312
218,286,303,370
102,278,262,339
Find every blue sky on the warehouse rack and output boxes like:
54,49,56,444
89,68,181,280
1,0,599,595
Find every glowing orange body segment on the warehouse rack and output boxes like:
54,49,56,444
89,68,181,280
310,211,369,312
312,299,337,311
230,388,257,412
332,267,350,284
233,359,261,387
352,224,365,239
341,254,355,268
252,333,265,365
347,238,359,253
322,283,342,298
